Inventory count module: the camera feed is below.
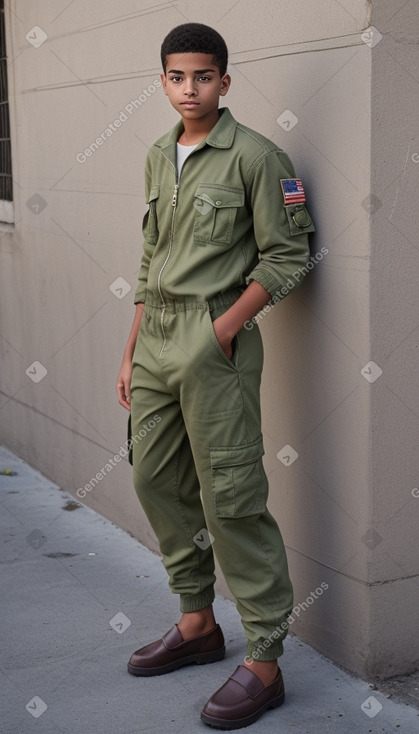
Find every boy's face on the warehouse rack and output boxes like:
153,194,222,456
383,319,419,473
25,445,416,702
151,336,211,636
161,53,230,122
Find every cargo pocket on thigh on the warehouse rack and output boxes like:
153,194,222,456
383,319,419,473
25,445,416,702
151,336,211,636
210,436,267,518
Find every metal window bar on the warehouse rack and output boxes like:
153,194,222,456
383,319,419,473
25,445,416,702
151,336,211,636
0,0,13,202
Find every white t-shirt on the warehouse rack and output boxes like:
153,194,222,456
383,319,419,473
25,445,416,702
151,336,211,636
177,142,198,175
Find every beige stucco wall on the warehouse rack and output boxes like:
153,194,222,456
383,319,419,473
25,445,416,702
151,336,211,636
367,0,419,678
1,0,418,679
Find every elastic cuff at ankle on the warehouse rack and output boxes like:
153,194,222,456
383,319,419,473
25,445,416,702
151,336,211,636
179,587,215,613
246,637,284,662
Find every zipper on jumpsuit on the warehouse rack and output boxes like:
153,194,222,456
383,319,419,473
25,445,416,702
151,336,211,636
156,142,203,355
157,180,178,357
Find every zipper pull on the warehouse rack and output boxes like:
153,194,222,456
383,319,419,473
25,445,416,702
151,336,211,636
172,184,179,207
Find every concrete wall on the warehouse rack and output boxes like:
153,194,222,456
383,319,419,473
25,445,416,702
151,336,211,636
367,0,419,678
1,0,418,679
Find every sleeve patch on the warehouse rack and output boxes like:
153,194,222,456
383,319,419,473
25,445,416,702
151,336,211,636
285,204,315,236
280,178,306,205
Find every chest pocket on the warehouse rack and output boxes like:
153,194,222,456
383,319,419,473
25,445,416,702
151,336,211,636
193,184,244,246
143,185,160,243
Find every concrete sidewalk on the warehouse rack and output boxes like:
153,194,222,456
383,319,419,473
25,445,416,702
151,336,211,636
1,445,418,734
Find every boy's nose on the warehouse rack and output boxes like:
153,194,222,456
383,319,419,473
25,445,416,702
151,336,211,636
184,82,197,96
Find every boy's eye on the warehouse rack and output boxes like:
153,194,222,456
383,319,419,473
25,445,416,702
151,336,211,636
168,75,212,83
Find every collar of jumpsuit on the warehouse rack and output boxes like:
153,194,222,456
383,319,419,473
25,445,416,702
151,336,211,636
155,107,237,168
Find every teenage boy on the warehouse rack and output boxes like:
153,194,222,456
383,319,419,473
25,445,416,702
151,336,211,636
117,22,315,730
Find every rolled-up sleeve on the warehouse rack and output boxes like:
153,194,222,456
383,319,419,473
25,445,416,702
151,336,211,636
246,150,315,300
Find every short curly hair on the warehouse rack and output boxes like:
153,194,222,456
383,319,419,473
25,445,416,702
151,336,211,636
161,23,228,77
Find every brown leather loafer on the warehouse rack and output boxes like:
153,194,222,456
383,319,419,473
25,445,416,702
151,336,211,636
201,664,285,729
127,623,225,676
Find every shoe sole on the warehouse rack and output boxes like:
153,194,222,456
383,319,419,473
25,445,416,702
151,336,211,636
200,691,284,730
127,645,226,677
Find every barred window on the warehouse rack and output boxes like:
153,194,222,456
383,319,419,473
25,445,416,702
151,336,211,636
0,0,13,223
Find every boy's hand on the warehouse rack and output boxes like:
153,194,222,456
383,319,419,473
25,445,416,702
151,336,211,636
211,282,272,360
212,316,234,359
116,359,133,411
116,303,144,410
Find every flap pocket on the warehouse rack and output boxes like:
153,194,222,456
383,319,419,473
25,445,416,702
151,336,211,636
147,185,160,204
285,204,315,236
144,185,160,242
194,184,244,209
210,436,264,468
193,184,244,245
210,436,267,518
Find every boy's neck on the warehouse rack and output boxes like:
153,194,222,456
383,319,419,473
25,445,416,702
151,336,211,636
177,109,221,146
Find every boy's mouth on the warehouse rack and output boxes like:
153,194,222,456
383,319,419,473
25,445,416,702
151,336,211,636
181,101,199,107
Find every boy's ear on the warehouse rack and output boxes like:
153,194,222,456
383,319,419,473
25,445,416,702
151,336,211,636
219,73,231,97
160,72,168,95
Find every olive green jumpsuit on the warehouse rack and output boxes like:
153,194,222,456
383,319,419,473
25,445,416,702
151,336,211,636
130,108,315,661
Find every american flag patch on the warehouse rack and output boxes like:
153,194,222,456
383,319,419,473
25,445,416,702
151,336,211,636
280,178,306,205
